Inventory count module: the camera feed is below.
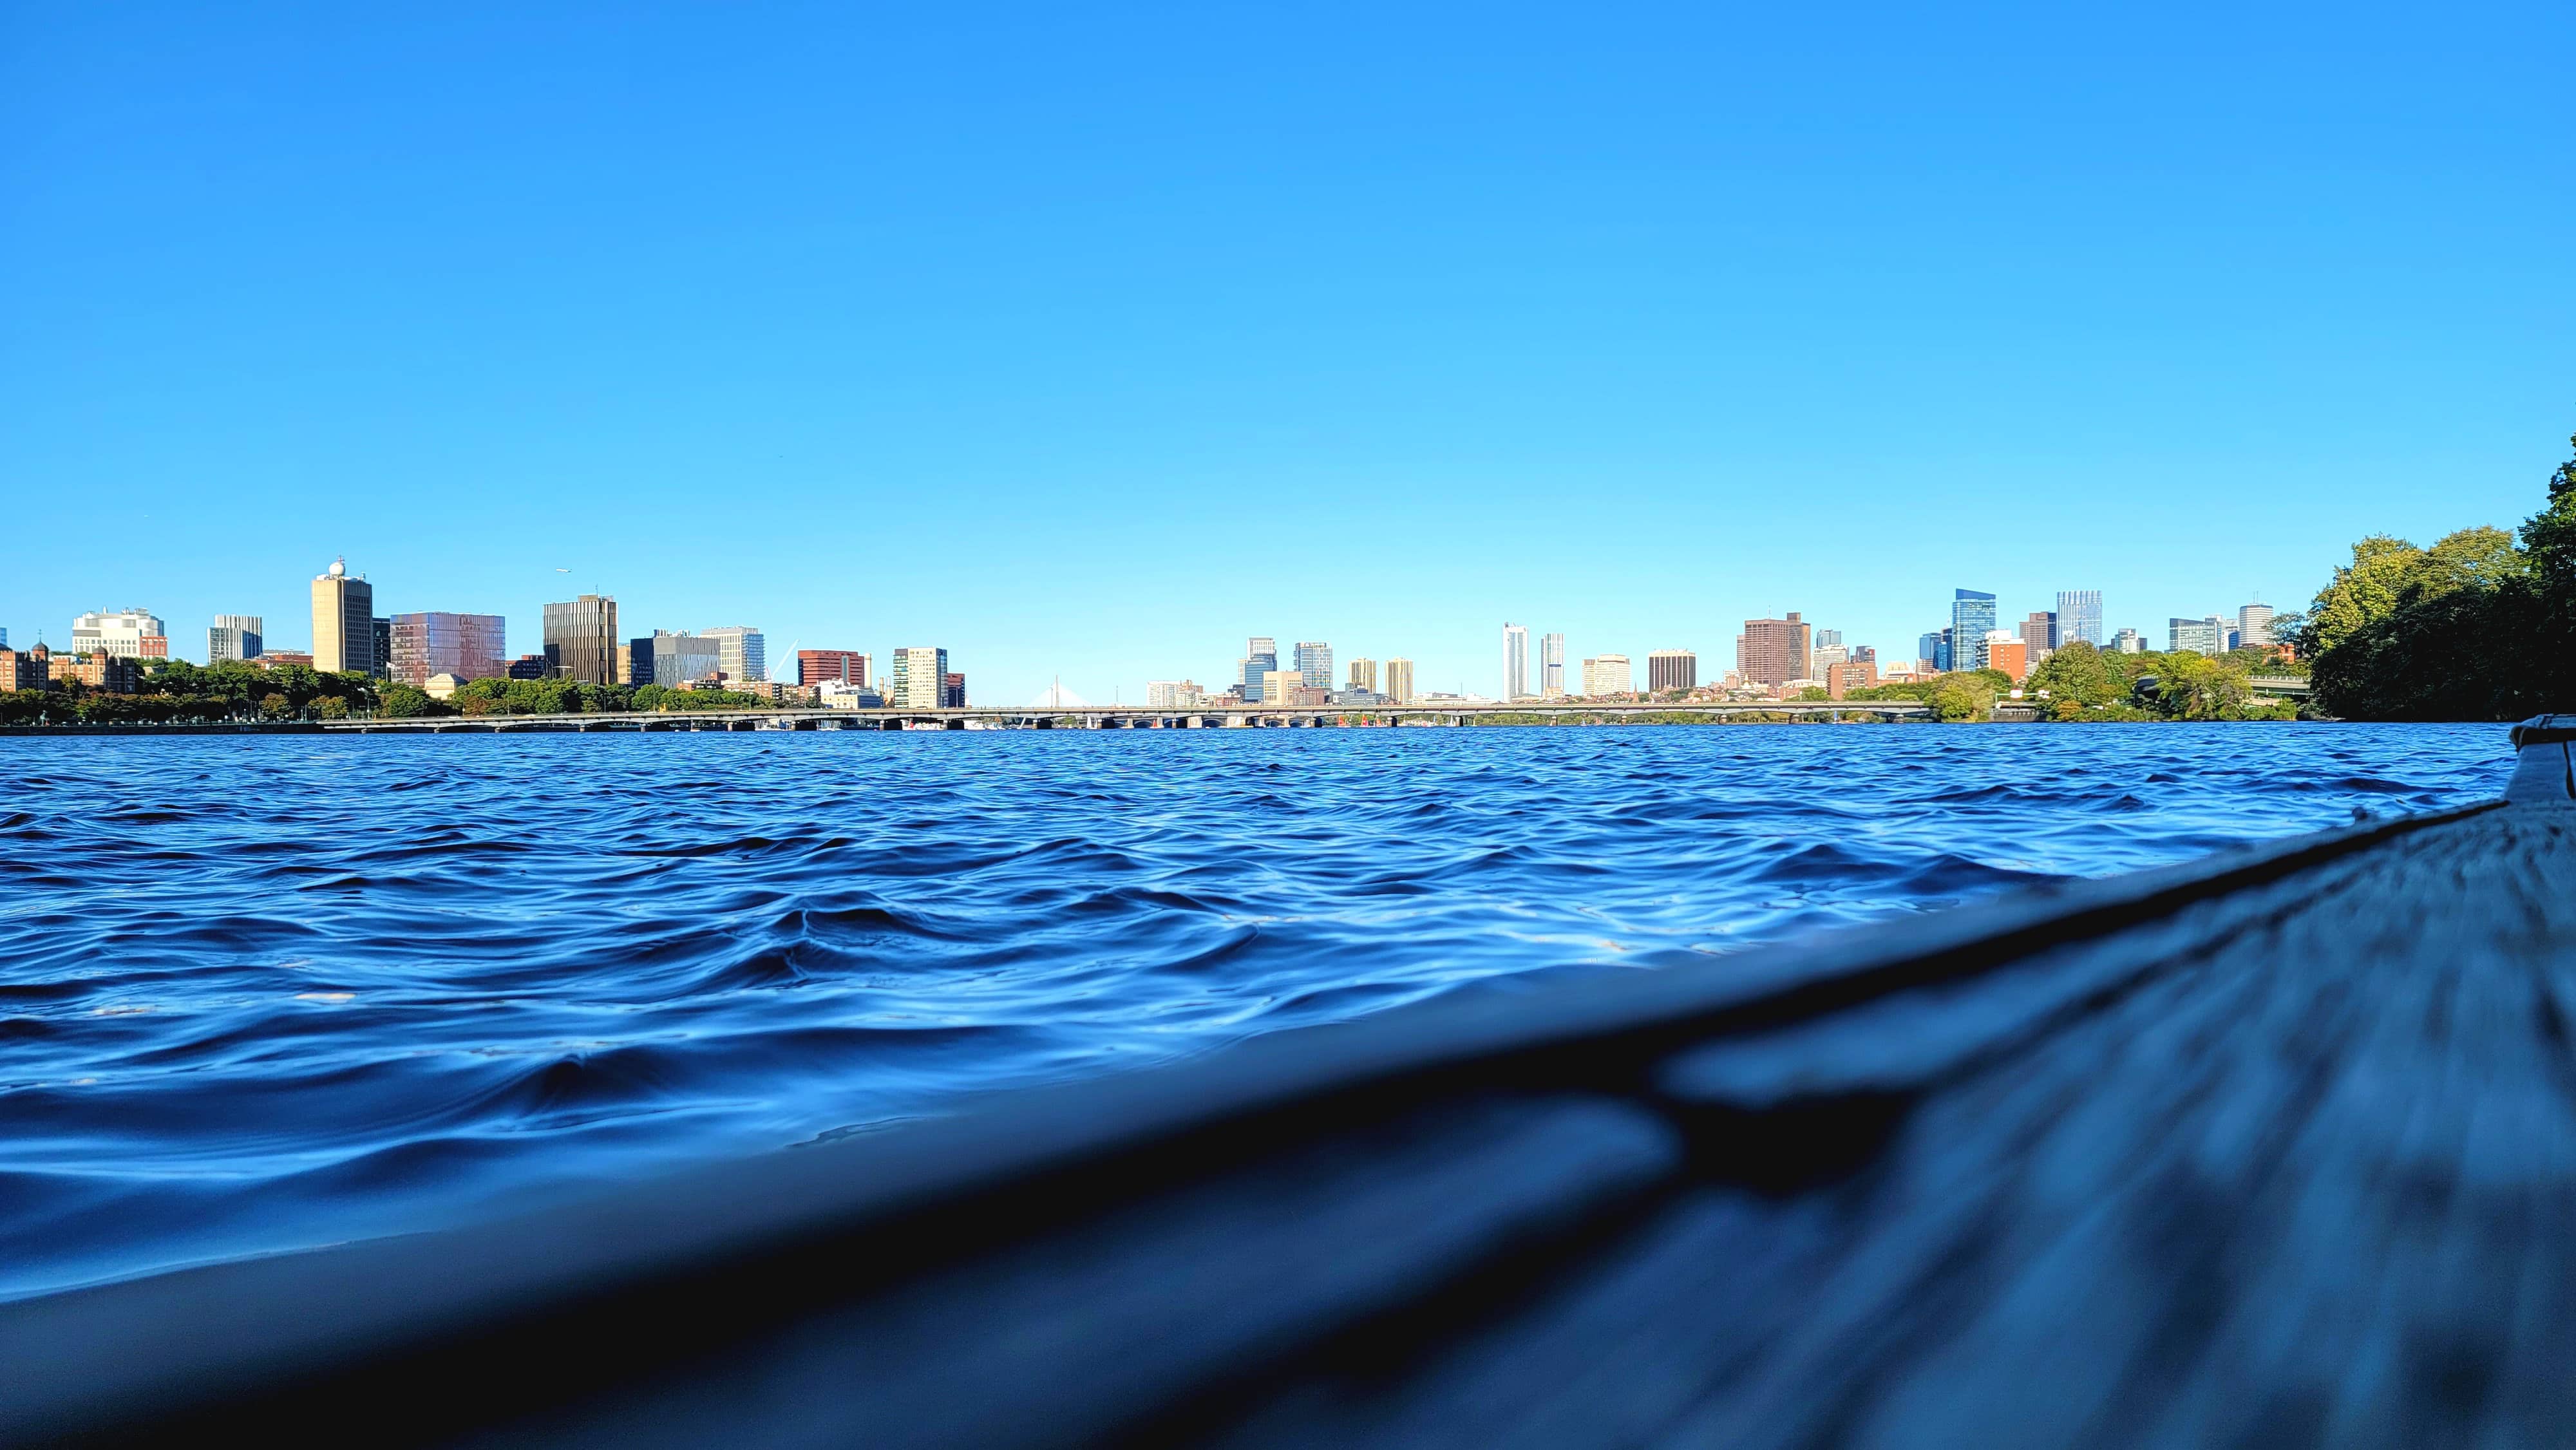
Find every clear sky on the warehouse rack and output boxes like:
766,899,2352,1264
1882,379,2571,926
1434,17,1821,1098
4,1,2569,701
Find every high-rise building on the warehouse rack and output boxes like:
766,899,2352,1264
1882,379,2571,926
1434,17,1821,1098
2168,617,2226,655
389,612,506,687
1347,658,1379,694
540,594,620,684
1581,654,1633,695
1501,623,1530,700
2019,612,2056,661
649,631,723,687
1950,590,1998,672
891,647,949,708
1240,636,1279,703
310,559,377,675
72,608,169,661
372,618,392,678
1736,613,1812,687
1646,650,1698,693
797,649,870,688
2057,590,2104,648
2114,628,2143,654
942,673,966,708
2237,603,2275,648
1262,668,1303,706
1852,645,1877,666
1294,641,1334,691
701,626,767,684
208,615,264,663
1815,630,1842,650
1987,639,2029,679
1919,631,1946,672
1385,657,1416,704
1146,680,1206,708
1540,633,1566,699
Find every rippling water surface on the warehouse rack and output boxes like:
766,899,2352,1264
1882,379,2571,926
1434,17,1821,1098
0,722,2514,1297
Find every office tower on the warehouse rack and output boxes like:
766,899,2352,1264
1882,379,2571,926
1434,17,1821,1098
1815,630,1842,649
1646,650,1698,693
1501,623,1530,699
702,626,767,684
941,673,966,708
1735,613,1812,687
1540,633,1566,699
310,558,377,675
625,637,656,686
0,628,7,649
891,647,949,708
797,649,871,688
1347,658,1379,695
372,618,392,678
71,608,170,660
1949,590,1998,672
389,612,507,687
2057,590,2104,648
2019,612,2055,661
2114,628,2143,654
2237,603,2275,647
1262,668,1303,706
208,615,264,663
1294,641,1334,691
2167,617,2226,655
1918,632,1946,671
540,594,620,684
645,631,722,687
1581,654,1633,696
1240,636,1279,703
1852,646,1877,666
1385,657,1416,704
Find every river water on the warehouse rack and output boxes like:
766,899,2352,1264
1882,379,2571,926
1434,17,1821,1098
0,721,2514,1297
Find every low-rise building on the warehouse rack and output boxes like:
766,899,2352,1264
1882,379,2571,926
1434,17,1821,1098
258,651,316,670
1826,661,1880,699
424,673,464,701
506,654,554,680
55,650,144,693
0,643,48,692
817,681,882,709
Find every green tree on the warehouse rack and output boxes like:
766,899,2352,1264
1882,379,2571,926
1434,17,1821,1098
2025,641,2124,706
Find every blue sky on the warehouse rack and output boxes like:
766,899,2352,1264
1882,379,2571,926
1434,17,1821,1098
4,1,2569,701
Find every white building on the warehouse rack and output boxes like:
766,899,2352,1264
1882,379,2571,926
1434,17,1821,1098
891,647,949,709
818,680,882,709
2168,617,2226,655
701,626,766,683
1540,632,1566,699
208,614,264,663
1146,680,1206,709
1580,654,1633,696
2114,628,2144,654
73,608,169,660
2236,603,2275,648
1501,623,1530,700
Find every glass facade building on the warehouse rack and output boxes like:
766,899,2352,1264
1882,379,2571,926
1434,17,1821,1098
1540,633,1566,697
1950,590,1998,671
1501,623,1530,699
1294,641,1334,691
701,626,766,684
208,614,264,663
1240,636,1278,703
2056,590,2104,648
542,595,620,685
390,612,506,687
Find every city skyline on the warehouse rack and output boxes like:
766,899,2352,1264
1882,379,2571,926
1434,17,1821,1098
4,5,2564,709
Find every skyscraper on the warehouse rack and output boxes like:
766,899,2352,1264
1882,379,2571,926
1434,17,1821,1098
1294,641,1334,691
1919,631,1947,672
1540,632,1566,699
2019,612,2055,662
1501,623,1530,699
311,560,377,675
2056,590,2104,648
1950,590,1998,671
1646,650,1697,693
207,614,264,663
540,594,620,684
1347,658,1379,695
1384,657,1416,704
1240,636,1278,703
701,626,766,684
2237,603,2275,647
1736,613,1812,687
389,612,506,687
1581,654,1632,695
891,647,949,708
942,672,966,708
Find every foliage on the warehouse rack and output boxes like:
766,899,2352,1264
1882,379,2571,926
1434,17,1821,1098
2297,438,2576,719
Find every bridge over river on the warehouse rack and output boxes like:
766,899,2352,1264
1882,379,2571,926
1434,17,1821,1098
324,699,1935,733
